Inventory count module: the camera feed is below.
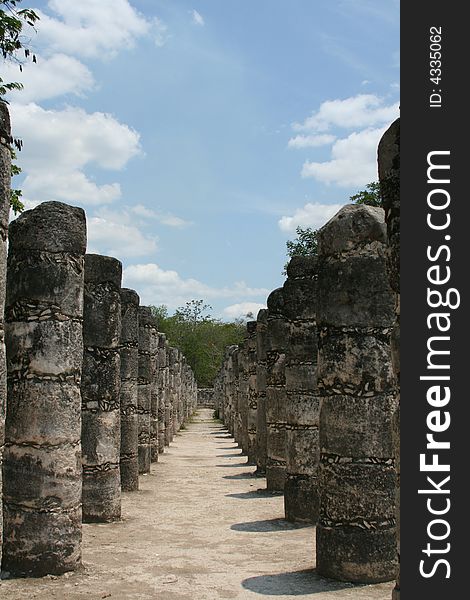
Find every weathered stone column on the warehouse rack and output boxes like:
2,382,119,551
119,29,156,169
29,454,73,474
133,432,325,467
255,310,268,474
138,307,154,473
379,118,400,599
164,340,172,446
0,101,11,569
81,254,122,523
226,345,238,435
232,347,241,445
150,322,159,463
157,333,167,453
283,256,319,523
119,288,140,492
238,339,249,453
3,201,86,576
316,204,397,583
246,321,258,464
265,288,288,491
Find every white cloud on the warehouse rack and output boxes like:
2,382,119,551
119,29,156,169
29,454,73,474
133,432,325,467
293,94,398,133
223,303,267,320
191,9,205,26
87,216,158,258
278,202,345,233
10,103,141,206
35,0,158,59
130,204,192,228
288,133,336,149
301,126,386,187
154,18,170,47
3,53,94,103
123,264,269,310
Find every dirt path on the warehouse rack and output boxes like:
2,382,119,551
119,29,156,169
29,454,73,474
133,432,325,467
0,409,394,599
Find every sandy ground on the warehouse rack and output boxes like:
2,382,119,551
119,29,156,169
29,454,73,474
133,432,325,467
0,408,394,600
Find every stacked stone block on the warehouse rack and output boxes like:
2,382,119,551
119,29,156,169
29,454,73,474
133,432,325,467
246,321,258,464
283,256,320,522
255,309,268,474
379,118,400,599
157,334,167,453
0,102,10,568
316,204,397,583
81,255,122,523
237,338,249,453
3,201,86,576
265,288,288,491
119,288,140,492
164,340,172,446
150,322,160,463
137,307,154,474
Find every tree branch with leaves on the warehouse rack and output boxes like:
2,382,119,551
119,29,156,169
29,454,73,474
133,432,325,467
1,0,39,214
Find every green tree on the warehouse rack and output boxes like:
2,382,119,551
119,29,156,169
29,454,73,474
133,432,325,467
349,181,382,207
1,0,39,214
151,300,245,387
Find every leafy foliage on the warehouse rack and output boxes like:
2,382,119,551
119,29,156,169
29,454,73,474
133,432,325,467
151,300,246,387
1,1,39,214
349,181,382,207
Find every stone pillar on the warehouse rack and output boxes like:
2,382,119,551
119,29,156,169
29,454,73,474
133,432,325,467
255,309,268,474
138,307,154,474
157,333,167,453
316,204,397,583
246,321,258,464
283,256,319,523
150,322,159,463
0,102,10,569
238,339,249,453
3,201,86,576
379,118,400,599
232,347,241,445
119,288,140,492
164,340,172,446
265,288,288,491
81,254,122,523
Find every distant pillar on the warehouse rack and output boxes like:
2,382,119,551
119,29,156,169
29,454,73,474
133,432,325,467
119,288,140,492
246,321,258,464
157,334,167,453
150,322,159,463
81,254,122,523
3,201,86,576
255,310,268,474
137,307,154,474
316,204,397,583
283,256,319,522
265,288,288,491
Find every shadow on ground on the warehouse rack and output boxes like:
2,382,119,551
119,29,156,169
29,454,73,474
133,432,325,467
242,569,355,596
215,462,248,468
225,489,279,499
223,472,256,480
231,518,313,533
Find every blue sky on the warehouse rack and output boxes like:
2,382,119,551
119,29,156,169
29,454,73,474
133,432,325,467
5,0,399,319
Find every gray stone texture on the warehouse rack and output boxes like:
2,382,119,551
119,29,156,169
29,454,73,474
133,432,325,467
245,321,258,464
237,339,249,454
157,334,167,453
379,118,400,599
265,288,288,491
81,254,122,523
255,310,268,474
316,204,397,583
119,288,140,492
164,340,172,446
149,322,159,463
0,101,10,569
3,201,86,576
137,307,154,474
283,256,319,523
